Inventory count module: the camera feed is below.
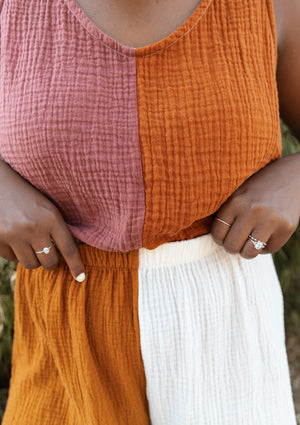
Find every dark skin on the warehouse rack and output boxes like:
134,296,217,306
211,0,300,257
0,0,299,280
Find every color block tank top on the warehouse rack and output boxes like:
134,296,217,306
0,0,281,252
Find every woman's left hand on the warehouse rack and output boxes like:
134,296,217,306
211,152,300,259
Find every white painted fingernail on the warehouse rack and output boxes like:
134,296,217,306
75,272,86,283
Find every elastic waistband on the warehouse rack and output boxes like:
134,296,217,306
73,233,219,269
74,243,139,268
138,233,219,269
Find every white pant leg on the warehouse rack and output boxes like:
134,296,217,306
138,233,296,425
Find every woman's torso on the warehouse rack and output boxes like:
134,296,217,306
0,0,282,251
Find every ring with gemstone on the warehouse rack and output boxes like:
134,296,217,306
248,235,267,250
35,244,53,255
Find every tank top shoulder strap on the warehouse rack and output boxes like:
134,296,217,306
264,0,278,43
227,0,278,66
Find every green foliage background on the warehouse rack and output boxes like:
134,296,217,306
0,121,299,420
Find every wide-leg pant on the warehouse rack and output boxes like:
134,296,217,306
2,233,297,425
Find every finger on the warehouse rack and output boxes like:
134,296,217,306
222,216,254,254
260,227,295,254
11,242,40,269
50,219,85,282
32,240,59,271
211,214,235,245
0,243,18,262
239,226,271,259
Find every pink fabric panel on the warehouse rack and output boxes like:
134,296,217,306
0,0,145,251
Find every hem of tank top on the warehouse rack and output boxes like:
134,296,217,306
61,0,214,58
67,220,144,246
72,238,143,252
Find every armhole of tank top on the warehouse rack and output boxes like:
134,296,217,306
265,0,278,53
0,0,4,15
0,0,4,54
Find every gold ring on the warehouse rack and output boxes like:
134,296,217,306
215,217,232,227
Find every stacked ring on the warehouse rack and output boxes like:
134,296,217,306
247,235,267,250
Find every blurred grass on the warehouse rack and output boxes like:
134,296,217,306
0,259,16,420
0,120,299,420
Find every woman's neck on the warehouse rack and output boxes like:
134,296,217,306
74,0,201,47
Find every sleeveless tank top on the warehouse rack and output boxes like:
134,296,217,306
0,0,281,252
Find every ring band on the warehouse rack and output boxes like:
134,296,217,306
215,217,232,227
35,244,53,255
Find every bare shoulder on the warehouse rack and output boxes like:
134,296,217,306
272,0,300,140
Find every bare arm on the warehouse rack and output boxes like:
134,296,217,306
210,0,300,258
0,159,85,281
273,0,300,140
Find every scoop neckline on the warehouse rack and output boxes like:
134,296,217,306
63,0,213,57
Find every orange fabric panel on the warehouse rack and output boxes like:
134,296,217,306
2,245,149,425
136,0,282,250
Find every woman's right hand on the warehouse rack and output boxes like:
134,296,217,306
0,160,85,282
